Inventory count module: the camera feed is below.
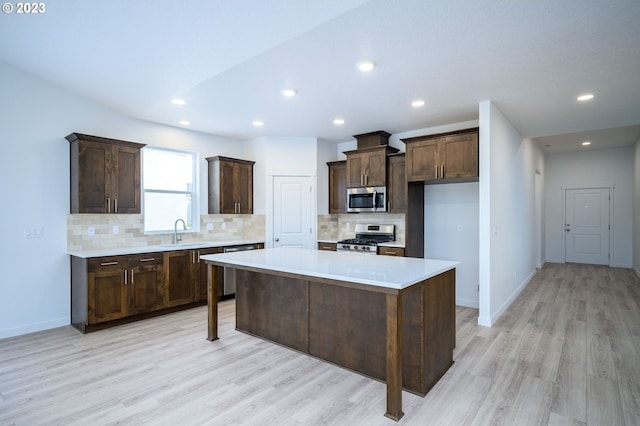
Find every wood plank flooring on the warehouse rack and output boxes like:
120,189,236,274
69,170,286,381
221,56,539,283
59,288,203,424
1,263,640,425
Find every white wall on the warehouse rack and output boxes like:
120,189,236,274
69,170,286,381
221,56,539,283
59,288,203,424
0,60,243,339
478,101,544,326
424,183,480,307
545,146,634,267
246,136,318,247
632,139,640,276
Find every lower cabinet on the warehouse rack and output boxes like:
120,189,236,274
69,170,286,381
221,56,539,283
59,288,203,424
71,243,264,333
197,247,224,301
317,242,337,251
378,246,405,257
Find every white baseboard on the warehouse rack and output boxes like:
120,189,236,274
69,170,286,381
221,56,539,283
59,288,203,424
611,263,632,268
477,268,537,328
0,317,69,340
456,298,479,309
634,266,640,280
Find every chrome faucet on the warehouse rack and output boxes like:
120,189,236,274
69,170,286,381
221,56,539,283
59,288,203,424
174,219,186,245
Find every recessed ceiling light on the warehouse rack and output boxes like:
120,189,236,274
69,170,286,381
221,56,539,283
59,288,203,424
582,141,591,146
333,118,345,125
179,120,191,125
252,120,264,127
171,98,187,106
281,89,297,97
577,93,594,101
411,100,425,108
356,61,376,72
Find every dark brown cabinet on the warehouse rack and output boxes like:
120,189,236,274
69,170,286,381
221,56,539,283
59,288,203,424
207,156,255,214
127,253,165,314
327,161,346,213
317,242,337,251
344,146,388,188
378,246,405,257
67,133,145,213
165,250,196,307
387,153,406,213
86,256,128,324
196,247,224,302
73,253,164,332
403,129,479,183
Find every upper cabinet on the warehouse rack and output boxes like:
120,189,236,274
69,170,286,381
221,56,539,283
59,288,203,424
403,128,479,184
67,133,145,214
207,156,255,214
345,146,389,187
387,153,406,213
327,160,347,214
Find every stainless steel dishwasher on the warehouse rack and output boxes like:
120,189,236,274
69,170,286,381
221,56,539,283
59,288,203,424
222,243,260,298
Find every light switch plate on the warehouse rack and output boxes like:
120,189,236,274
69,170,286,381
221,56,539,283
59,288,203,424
88,226,95,236
206,223,213,231
112,225,119,235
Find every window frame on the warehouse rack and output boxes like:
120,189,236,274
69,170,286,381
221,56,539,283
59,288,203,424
142,146,200,234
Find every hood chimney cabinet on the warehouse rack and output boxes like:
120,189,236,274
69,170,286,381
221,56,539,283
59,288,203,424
67,133,145,214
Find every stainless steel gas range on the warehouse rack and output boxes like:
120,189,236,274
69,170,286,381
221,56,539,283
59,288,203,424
336,224,395,255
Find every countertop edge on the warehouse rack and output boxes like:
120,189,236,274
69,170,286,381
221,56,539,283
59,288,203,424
68,240,265,258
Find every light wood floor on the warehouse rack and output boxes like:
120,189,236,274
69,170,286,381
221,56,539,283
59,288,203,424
2,263,640,425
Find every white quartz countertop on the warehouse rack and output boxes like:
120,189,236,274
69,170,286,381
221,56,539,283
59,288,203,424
201,247,458,290
68,239,264,258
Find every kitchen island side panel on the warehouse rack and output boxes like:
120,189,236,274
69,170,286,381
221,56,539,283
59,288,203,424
235,270,309,353
233,267,455,396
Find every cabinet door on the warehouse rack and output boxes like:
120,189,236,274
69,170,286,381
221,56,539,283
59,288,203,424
112,145,142,214
328,161,346,213
406,138,439,182
165,250,196,307
218,161,237,214
87,257,127,323
365,150,387,187
346,152,365,187
77,140,111,213
387,155,406,213
235,162,253,214
197,247,224,302
441,132,479,180
128,254,165,314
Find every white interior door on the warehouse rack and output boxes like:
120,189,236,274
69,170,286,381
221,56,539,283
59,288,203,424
273,176,313,248
565,188,610,265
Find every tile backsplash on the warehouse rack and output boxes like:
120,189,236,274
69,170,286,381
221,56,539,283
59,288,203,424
67,214,266,251
317,213,405,245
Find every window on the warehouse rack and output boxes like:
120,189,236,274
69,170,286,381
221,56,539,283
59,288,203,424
143,147,198,233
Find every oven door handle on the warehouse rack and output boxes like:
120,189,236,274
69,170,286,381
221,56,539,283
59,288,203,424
373,190,377,211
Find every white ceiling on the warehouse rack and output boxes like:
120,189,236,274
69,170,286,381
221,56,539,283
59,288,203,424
1,0,640,151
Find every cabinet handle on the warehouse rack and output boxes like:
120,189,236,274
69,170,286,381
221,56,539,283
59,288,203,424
192,251,195,263
139,258,155,262
197,250,200,263
130,268,134,284
435,166,438,179
107,198,111,213
124,269,127,285
441,164,444,178
115,198,118,213
100,261,118,266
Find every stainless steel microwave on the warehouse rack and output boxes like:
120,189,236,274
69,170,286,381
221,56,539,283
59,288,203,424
347,186,386,212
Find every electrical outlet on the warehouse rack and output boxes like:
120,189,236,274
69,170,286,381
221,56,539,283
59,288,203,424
206,223,213,231
88,226,95,236
24,227,44,238
457,225,463,232
112,225,119,235
221,223,226,230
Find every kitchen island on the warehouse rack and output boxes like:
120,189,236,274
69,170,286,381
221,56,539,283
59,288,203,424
201,248,458,421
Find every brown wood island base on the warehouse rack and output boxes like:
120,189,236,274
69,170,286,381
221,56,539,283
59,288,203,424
205,259,456,421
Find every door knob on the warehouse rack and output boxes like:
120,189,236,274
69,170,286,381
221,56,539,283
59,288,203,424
275,238,280,242
566,229,570,232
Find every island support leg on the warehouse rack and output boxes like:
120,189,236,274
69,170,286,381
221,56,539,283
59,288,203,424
385,293,404,421
206,263,219,341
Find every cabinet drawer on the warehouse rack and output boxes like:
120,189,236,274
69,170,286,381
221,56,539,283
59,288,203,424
128,253,163,267
88,256,127,272
317,242,337,251
378,247,405,257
